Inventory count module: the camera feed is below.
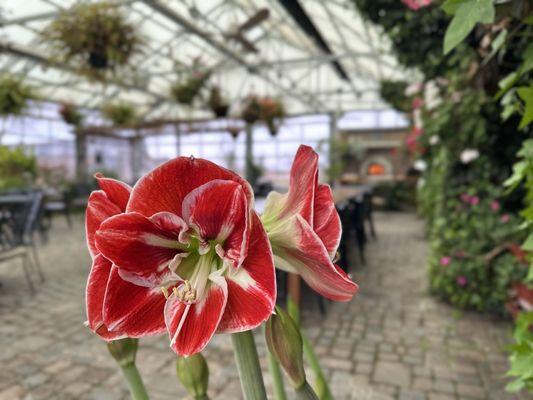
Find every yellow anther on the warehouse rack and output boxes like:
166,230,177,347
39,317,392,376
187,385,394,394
173,287,180,298
161,287,170,299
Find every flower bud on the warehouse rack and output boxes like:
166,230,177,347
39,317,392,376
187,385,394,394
106,338,138,367
265,307,306,388
176,353,209,399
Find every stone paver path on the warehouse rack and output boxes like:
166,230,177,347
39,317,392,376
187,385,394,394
0,212,529,400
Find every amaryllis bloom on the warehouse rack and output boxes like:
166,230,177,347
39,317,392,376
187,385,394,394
470,196,480,206
411,97,424,110
490,201,500,211
85,173,132,340
501,214,510,223
402,0,432,10
440,256,451,266
89,157,276,356
260,145,358,302
404,82,423,96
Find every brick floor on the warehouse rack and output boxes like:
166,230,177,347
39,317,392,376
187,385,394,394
0,212,529,400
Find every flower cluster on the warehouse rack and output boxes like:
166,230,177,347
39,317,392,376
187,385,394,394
401,0,432,10
85,146,358,356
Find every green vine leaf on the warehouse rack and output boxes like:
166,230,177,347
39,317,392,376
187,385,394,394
517,86,533,129
442,0,495,55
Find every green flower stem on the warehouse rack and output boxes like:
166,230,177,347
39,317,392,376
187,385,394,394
120,363,150,400
231,330,268,400
295,381,320,400
302,335,333,400
267,349,288,400
287,298,333,400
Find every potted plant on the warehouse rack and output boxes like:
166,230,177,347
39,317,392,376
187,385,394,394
241,95,261,124
259,97,285,136
208,86,229,117
42,2,142,78
59,103,84,127
0,75,34,116
102,102,137,126
171,66,211,105
227,126,240,139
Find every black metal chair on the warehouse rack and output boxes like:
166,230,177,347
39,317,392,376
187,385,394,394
349,197,367,266
0,192,45,291
362,192,377,239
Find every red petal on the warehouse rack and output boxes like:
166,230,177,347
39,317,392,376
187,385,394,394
313,184,341,259
103,266,168,337
182,180,249,268
86,191,122,258
281,145,318,225
218,212,276,333
165,276,228,356
85,255,122,340
282,215,357,302
95,212,186,287
95,173,131,212
127,156,253,218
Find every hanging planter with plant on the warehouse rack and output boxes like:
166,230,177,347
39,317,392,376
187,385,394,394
171,68,211,106
208,86,229,117
259,97,285,136
102,102,137,127
42,2,142,78
227,126,240,139
241,95,262,124
0,75,34,116
59,103,84,127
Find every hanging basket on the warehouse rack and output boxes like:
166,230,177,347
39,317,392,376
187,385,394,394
228,126,240,139
171,71,210,105
59,103,84,126
0,76,34,116
208,86,229,118
102,102,137,127
42,2,142,78
241,96,261,124
266,119,279,137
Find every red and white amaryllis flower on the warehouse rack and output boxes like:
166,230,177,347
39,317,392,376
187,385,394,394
88,157,276,356
260,145,358,302
85,173,132,340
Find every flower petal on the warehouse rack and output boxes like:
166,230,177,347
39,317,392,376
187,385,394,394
103,266,169,337
271,215,357,302
95,173,131,212
218,212,276,333
182,180,249,268
95,212,187,287
165,275,228,356
85,254,123,340
265,145,318,225
86,191,123,259
313,184,341,259
127,156,253,217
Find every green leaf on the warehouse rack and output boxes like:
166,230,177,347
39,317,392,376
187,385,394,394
523,233,533,251
443,0,495,55
517,86,533,129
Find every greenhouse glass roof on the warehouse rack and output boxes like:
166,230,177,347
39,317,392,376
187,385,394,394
0,0,412,121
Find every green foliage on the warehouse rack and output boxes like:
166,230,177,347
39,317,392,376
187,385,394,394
0,75,34,116
442,0,495,55
373,181,416,211
42,1,143,78
171,70,210,106
0,146,37,191
102,102,137,126
379,80,410,112
506,312,533,392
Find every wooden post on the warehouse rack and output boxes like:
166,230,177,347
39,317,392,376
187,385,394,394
74,128,88,183
245,123,254,184
175,123,181,157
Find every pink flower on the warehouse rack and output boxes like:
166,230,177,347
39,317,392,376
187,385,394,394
86,158,276,356
261,145,358,302
402,0,432,10
440,256,451,266
460,193,471,203
412,97,424,110
456,276,468,287
470,196,480,206
490,201,500,212
501,214,510,223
